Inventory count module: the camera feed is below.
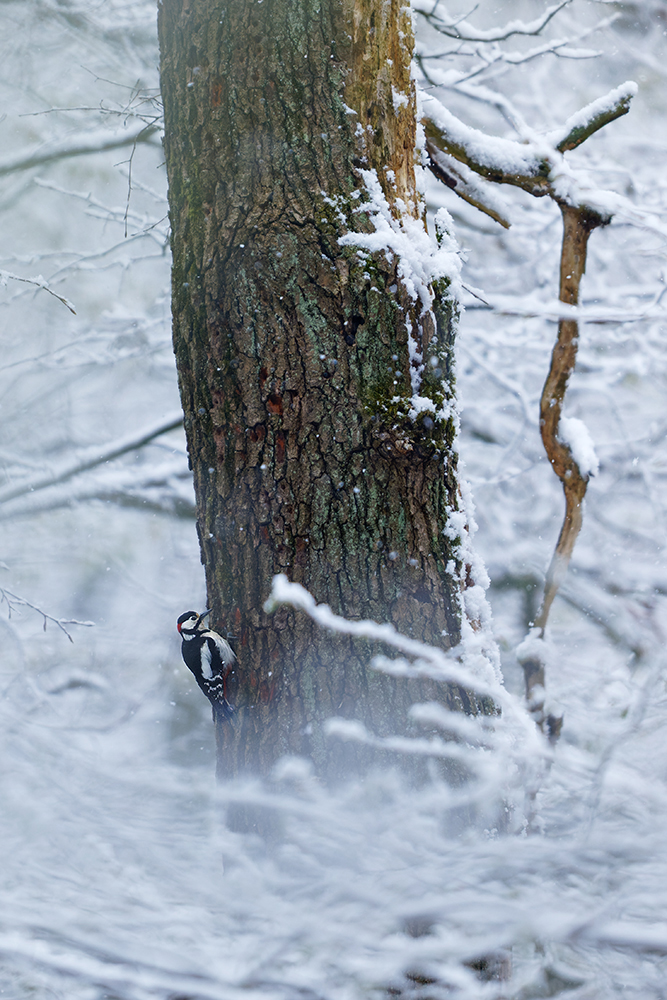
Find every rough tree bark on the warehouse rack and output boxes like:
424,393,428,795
158,0,474,778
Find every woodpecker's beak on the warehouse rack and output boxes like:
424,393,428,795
196,608,212,627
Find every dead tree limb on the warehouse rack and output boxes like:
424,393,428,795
423,83,636,737
521,204,608,738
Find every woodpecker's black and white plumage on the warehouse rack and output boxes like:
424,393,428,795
177,609,236,721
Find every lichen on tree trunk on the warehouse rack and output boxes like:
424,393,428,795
158,0,475,778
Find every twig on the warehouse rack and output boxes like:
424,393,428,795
0,588,94,642
0,124,160,178
415,0,571,43
0,412,184,505
113,121,159,238
21,104,161,126
0,269,76,313
120,141,137,238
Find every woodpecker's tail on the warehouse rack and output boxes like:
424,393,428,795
212,698,235,726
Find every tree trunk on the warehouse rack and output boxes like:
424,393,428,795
158,0,473,779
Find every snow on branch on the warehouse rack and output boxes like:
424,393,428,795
422,92,549,195
425,143,512,228
265,574,494,694
570,921,667,958
558,417,599,479
265,574,544,759
414,0,571,43
549,81,637,152
0,925,221,999
0,269,76,313
0,412,184,506
422,82,637,222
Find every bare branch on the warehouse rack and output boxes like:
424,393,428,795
0,463,196,521
0,588,94,642
416,17,622,115
0,412,184,506
21,105,161,127
33,178,169,246
0,124,160,178
119,139,140,238
0,488,195,522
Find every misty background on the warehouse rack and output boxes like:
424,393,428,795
1,2,666,997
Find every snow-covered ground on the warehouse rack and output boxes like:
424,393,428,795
0,1,666,997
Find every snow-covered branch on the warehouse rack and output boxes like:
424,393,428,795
425,144,512,228
422,82,637,213
0,269,76,313
414,1,572,43
549,81,637,152
422,92,550,197
265,574,544,757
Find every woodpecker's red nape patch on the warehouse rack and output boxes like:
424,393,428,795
177,623,182,633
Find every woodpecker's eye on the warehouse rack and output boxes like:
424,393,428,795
177,610,201,632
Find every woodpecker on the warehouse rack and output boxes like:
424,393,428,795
177,609,236,721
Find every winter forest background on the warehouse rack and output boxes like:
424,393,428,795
1,1,666,997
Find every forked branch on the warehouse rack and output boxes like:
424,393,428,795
422,81,637,220
0,588,94,642
422,81,636,737
414,1,571,43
